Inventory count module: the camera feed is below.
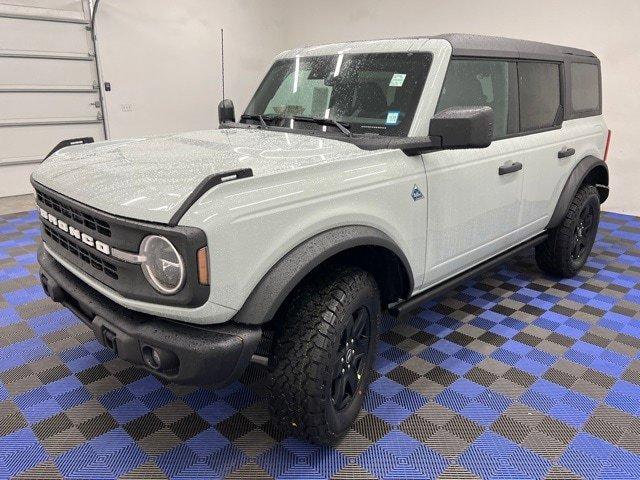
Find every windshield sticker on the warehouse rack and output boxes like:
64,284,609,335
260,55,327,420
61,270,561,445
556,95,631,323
389,73,406,87
386,111,400,125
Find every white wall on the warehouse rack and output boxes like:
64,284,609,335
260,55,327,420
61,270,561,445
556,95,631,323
5,0,637,214
280,0,640,215
94,0,287,139
0,0,102,198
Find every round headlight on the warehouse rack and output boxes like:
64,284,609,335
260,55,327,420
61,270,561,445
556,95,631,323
140,235,185,294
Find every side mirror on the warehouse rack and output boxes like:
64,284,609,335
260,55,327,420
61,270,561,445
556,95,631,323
429,106,494,149
218,99,235,124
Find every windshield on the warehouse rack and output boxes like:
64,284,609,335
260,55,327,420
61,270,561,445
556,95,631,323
244,52,431,137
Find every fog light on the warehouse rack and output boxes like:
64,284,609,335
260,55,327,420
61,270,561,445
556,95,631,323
142,346,159,369
141,345,179,372
151,349,162,368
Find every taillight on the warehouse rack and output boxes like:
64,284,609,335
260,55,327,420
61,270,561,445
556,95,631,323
604,129,612,162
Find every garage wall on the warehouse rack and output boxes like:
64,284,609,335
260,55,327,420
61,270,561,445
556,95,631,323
0,0,104,197
280,0,640,215
94,0,288,139
3,0,637,214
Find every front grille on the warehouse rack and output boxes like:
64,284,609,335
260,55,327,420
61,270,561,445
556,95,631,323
34,180,209,308
36,189,111,237
44,224,118,279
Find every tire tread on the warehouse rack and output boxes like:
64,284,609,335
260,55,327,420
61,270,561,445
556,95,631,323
268,265,378,444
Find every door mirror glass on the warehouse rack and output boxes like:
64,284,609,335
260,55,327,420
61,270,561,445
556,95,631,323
429,106,494,149
218,99,235,124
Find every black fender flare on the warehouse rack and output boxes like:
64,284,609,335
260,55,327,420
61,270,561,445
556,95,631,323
231,225,414,325
547,155,608,229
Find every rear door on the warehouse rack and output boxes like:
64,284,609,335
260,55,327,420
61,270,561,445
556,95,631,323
518,60,607,236
422,58,525,286
0,0,105,197
515,61,569,235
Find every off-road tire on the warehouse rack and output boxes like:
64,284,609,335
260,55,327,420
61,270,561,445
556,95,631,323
268,265,380,444
535,184,600,277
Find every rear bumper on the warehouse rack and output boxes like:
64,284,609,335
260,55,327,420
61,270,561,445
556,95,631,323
38,245,261,386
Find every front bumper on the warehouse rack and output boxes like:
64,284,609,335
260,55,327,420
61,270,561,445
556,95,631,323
38,245,261,386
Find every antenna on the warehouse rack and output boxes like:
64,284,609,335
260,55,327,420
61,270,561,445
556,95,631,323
217,28,235,124
221,28,225,100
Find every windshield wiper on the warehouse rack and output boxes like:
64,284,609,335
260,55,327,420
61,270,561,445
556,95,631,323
241,113,352,137
290,115,352,137
240,113,269,128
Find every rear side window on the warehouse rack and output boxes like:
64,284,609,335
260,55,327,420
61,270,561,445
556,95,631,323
436,59,514,139
518,62,561,131
571,63,600,113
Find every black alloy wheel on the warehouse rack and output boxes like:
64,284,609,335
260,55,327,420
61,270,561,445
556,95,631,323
332,306,371,411
535,184,601,278
571,202,596,262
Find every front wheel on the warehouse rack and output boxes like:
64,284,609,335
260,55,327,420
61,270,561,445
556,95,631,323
535,184,600,277
268,266,380,444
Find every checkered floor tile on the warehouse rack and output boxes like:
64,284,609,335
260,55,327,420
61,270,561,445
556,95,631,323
1,210,640,479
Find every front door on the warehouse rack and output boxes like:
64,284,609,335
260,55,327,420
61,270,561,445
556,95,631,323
421,58,524,287
423,140,524,286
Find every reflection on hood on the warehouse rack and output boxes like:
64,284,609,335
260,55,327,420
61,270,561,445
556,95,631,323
32,128,366,224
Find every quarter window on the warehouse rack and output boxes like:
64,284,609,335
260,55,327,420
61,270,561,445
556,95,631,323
437,59,514,139
518,62,561,131
571,63,600,113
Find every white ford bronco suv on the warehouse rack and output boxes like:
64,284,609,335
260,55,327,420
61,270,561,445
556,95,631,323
33,34,610,444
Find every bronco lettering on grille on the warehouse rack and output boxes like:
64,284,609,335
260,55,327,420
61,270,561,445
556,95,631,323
40,207,111,255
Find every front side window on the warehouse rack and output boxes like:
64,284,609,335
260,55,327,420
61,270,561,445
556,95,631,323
518,62,561,131
571,62,600,113
436,59,515,139
244,52,431,136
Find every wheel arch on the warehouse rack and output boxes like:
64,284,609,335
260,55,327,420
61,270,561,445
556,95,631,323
231,225,414,326
547,155,608,230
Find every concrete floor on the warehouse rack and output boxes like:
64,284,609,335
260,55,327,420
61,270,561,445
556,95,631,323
0,193,35,215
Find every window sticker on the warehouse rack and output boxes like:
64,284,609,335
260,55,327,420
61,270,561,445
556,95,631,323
389,73,406,87
386,111,400,125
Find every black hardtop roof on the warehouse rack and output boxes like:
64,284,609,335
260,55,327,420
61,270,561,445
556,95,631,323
301,34,597,62
433,33,597,61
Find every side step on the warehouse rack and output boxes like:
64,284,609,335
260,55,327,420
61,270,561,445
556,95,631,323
389,233,548,319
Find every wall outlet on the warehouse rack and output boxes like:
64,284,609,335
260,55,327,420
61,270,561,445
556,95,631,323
120,103,134,112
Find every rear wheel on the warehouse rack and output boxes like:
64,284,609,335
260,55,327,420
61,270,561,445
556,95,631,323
535,184,600,277
268,266,380,444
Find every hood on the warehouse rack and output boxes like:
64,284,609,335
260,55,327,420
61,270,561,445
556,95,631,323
32,128,368,224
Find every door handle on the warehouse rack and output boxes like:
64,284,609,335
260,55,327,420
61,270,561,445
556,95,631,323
499,162,523,175
558,147,575,158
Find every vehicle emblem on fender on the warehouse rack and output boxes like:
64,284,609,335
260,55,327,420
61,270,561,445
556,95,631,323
411,185,424,201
